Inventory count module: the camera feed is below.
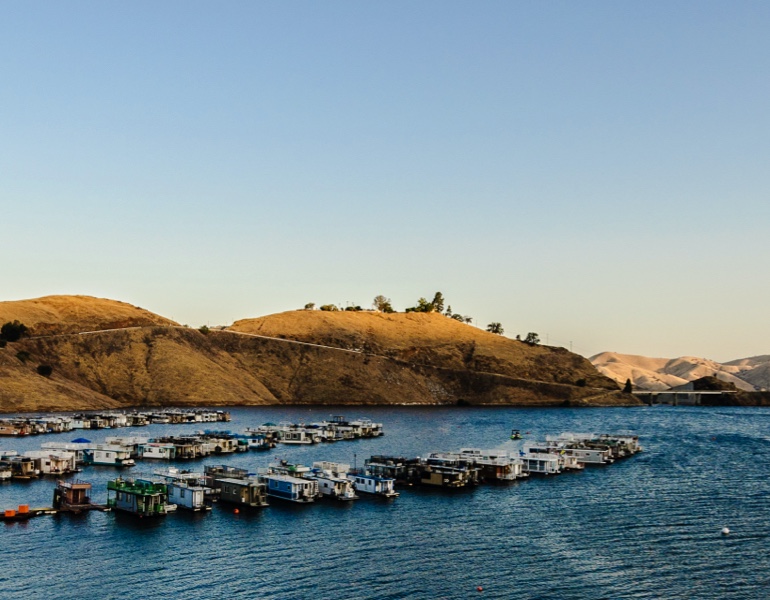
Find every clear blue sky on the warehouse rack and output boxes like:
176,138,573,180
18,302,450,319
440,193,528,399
2,1,769,362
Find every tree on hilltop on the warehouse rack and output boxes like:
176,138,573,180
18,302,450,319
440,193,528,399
319,304,339,311
524,332,540,345
372,295,394,313
486,322,504,335
431,292,445,314
406,292,446,314
405,297,432,313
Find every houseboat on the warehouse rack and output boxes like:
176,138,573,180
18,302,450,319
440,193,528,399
23,451,78,475
347,471,399,498
276,426,320,445
519,452,562,475
104,436,149,458
204,464,251,485
364,456,414,482
137,443,177,460
52,480,106,513
524,443,585,471
0,425,23,436
549,433,634,463
8,456,40,480
309,462,358,501
216,477,269,508
154,468,213,511
453,448,528,482
416,453,480,488
260,472,319,503
259,463,319,503
199,436,238,455
41,441,90,465
106,477,173,517
246,433,273,451
84,445,136,467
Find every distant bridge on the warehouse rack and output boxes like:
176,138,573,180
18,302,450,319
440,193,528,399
632,390,738,406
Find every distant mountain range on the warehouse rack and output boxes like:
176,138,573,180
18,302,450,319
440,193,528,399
590,352,770,392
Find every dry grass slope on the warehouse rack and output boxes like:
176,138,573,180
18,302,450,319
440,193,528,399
0,298,637,412
0,295,177,336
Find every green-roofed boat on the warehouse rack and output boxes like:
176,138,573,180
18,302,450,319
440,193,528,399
107,477,174,517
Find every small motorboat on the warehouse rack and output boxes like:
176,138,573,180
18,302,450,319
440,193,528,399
510,429,523,440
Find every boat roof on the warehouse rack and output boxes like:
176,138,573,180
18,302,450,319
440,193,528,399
261,473,312,484
215,477,261,487
351,473,395,483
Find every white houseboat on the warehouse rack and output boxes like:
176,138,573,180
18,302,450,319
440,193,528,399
41,441,90,465
524,443,585,471
519,452,562,475
309,462,358,501
138,443,177,460
348,472,399,498
23,451,78,475
155,468,213,511
276,426,320,445
84,445,136,467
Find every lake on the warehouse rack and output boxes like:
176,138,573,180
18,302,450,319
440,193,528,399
1,405,768,599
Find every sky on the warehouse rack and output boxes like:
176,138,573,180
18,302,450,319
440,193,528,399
2,1,769,362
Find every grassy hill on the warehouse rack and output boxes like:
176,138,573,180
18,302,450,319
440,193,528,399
0,295,177,336
0,296,636,413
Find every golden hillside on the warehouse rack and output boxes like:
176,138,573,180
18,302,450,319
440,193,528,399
230,310,613,387
0,298,637,413
0,295,177,336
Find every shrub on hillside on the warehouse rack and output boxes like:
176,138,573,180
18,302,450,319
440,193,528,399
0,320,28,342
37,364,53,377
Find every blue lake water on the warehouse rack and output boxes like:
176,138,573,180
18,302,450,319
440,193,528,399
1,405,769,599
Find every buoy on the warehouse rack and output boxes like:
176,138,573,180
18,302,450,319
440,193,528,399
721,527,730,535
234,508,240,514
477,586,483,592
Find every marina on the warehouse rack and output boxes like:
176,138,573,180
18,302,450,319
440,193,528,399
2,419,641,513
1,405,768,600
0,409,232,437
